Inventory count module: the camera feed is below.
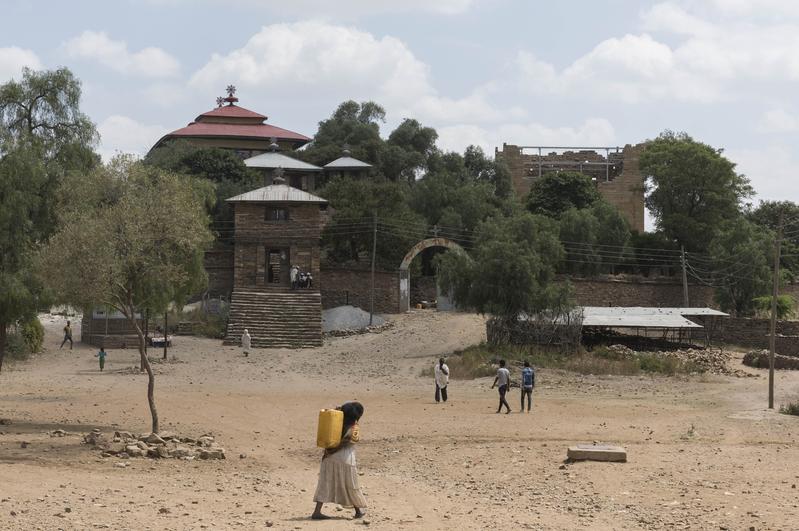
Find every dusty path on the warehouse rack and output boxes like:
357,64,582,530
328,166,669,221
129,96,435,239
1,310,798,530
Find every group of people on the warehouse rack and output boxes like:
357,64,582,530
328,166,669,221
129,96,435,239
432,357,536,414
289,265,313,289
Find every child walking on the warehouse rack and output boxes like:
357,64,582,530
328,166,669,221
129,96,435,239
95,347,107,371
521,361,535,412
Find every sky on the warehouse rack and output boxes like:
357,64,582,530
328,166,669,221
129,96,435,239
2,0,799,217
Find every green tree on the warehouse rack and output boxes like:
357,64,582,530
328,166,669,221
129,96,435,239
627,230,680,276
0,68,98,370
437,212,569,319
753,295,796,320
383,119,438,183
747,200,799,279
38,158,213,433
145,141,259,241
319,176,426,269
641,131,752,253
526,171,601,217
706,218,771,316
559,208,601,276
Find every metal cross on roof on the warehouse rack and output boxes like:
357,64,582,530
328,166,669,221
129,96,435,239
226,85,237,97
216,96,225,107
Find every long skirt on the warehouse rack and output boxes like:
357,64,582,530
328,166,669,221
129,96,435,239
313,445,367,508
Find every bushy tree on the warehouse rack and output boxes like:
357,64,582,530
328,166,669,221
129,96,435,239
38,157,213,433
319,176,426,269
748,200,799,279
641,131,752,253
707,218,772,316
526,171,601,217
145,142,259,241
0,68,98,370
559,208,601,275
436,212,570,320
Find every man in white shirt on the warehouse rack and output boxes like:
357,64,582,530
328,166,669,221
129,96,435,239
490,359,511,414
434,357,449,403
241,328,251,357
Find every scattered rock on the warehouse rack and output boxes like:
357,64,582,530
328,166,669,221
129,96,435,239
50,429,68,437
144,433,166,445
198,448,225,460
0,419,11,425
19,441,29,449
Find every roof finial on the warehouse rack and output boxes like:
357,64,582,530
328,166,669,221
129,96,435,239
216,96,225,107
223,84,239,105
272,166,286,185
342,143,351,157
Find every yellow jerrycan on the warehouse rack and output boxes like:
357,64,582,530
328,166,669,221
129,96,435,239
316,409,344,449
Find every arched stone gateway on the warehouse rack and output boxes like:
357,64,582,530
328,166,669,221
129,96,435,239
398,237,464,312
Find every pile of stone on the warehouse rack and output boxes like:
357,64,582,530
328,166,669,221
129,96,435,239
324,321,394,338
83,428,225,460
743,349,799,370
605,345,750,376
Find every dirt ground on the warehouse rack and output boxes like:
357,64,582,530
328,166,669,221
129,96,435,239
1,310,798,531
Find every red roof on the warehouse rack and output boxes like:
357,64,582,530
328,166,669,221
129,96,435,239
198,104,267,121
164,122,311,142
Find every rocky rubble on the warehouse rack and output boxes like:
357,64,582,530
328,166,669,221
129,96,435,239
323,321,394,338
606,344,751,377
743,349,799,370
83,428,226,460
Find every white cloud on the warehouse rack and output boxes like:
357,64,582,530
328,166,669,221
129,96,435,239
191,21,512,126
727,145,799,204
97,115,168,161
757,109,799,134
146,0,475,15
436,118,616,155
64,31,179,78
0,46,42,82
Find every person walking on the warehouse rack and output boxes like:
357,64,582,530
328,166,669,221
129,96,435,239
241,328,251,357
434,357,449,403
95,347,107,371
312,401,367,520
491,359,511,414
290,265,299,289
520,361,535,412
60,320,73,350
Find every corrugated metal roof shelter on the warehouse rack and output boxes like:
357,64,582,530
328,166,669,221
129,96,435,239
226,184,328,204
244,152,323,172
580,307,728,329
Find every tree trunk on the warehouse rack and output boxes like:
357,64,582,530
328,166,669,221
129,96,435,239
132,316,159,434
0,322,6,373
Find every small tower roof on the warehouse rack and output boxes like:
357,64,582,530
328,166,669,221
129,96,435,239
226,184,328,204
324,156,372,170
244,152,323,172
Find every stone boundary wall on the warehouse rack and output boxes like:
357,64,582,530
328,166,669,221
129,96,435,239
567,277,716,308
721,317,799,353
321,268,400,314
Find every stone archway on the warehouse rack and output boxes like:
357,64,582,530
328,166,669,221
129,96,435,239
398,237,464,312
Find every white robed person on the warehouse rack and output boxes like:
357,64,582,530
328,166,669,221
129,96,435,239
312,401,367,520
434,357,449,403
241,328,251,357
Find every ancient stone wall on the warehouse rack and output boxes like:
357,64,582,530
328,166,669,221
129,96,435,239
204,243,234,298
719,317,799,351
495,143,645,232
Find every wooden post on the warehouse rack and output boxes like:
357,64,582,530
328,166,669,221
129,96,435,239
768,212,784,409
369,212,377,326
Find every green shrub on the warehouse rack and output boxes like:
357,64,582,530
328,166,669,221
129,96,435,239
5,331,30,361
20,317,44,353
779,401,799,416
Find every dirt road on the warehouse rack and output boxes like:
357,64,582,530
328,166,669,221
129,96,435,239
1,310,798,530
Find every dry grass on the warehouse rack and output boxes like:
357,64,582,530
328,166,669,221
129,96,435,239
779,401,799,416
424,343,705,380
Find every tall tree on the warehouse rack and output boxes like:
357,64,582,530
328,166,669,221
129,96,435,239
641,131,752,253
706,218,772,316
436,212,569,320
38,158,213,433
526,171,601,218
0,68,98,370
747,200,799,278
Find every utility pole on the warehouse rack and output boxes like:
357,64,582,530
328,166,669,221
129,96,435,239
768,211,784,409
680,245,689,307
369,212,377,326
163,311,168,360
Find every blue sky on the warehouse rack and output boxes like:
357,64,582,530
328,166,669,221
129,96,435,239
3,0,799,214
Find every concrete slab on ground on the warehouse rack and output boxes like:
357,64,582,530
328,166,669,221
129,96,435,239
567,444,627,462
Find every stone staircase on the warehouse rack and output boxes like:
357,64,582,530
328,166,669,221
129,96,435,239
224,289,322,348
